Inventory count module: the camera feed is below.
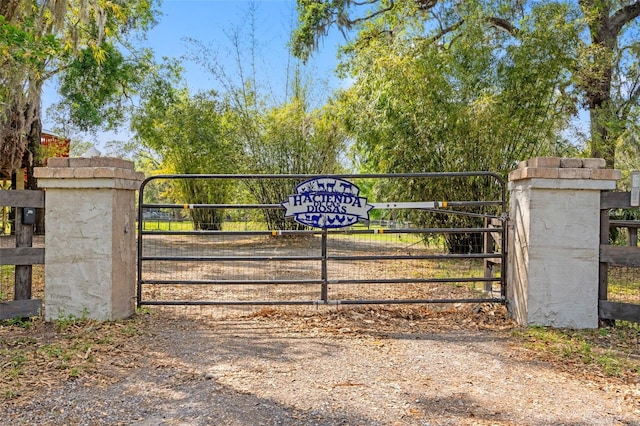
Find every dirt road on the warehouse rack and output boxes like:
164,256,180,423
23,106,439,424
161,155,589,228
3,305,639,425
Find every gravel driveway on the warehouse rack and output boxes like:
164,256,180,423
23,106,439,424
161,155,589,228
3,305,639,426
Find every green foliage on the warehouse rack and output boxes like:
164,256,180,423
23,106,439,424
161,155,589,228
337,2,576,173
0,15,60,70
514,325,640,378
0,0,160,171
291,0,336,61
322,2,577,251
133,64,239,230
56,43,153,131
132,8,348,231
183,12,348,230
1,317,32,329
294,0,640,172
242,94,347,229
54,308,89,331
608,207,640,245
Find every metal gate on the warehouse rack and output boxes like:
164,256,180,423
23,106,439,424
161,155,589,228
137,173,506,308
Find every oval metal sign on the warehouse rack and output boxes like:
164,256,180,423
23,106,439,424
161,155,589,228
281,177,374,229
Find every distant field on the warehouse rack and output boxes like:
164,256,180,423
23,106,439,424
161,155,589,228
141,220,428,245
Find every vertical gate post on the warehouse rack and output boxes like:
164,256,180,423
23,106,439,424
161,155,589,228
14,208,34,300
35,157,144,321
507,157,620,328
320,229,328,302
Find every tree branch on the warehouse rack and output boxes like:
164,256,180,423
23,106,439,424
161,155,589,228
347,1,395,27
427,19,464,42
487,16,518,35
610,1,640,36
352,0,382,6
425,15,517,44
616,80,640,122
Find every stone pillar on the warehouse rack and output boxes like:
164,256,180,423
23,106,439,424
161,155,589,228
508,157,620,328
34,157,144,321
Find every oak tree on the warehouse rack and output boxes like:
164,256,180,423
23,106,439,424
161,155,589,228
293,0,640,168
0,0,158,179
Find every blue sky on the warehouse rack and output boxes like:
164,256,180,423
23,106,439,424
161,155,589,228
43,0,348,147
42,0,588,150
148,0,345,95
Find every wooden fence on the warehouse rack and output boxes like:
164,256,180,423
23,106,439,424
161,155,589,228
484,217,503,295
0,189,44,320
600,191,640,322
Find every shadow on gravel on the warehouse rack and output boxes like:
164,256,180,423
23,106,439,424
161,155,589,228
4,306,638,425
4,370,381,425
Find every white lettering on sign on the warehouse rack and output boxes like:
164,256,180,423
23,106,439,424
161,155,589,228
282,177,373,229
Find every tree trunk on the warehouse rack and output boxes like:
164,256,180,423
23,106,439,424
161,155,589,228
23,106,41,191
589,106,615,169
20,85,45,234
583,2,616,168
580,0,640,169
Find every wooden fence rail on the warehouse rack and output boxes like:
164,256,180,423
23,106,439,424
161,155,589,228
0,189,44,320
600,191,640,323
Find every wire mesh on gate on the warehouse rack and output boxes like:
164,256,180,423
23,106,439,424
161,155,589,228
0,240,15,303
0,232,45,303
137,173,506,313
606,223,640,305
608,266,640,304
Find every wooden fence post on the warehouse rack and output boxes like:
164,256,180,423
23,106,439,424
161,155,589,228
0,189,44,320
14,207,33,300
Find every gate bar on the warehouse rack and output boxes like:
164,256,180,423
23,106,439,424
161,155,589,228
140,277,501,285
138,172,507,308
139,297,503,307
321,229,328,302
141,255,324,261
140,253,503,262
141,279,325,285
141,200,504,210
140,227,504,236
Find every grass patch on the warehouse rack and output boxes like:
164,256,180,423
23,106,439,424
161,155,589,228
0,314,150,401
607,281,640,303
1,264,15,302
223,221,271,231
143,220,272,232
512,323,640,381
143,220,194,231
330,229,425,245
142,220,435,246
606,266,640,303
